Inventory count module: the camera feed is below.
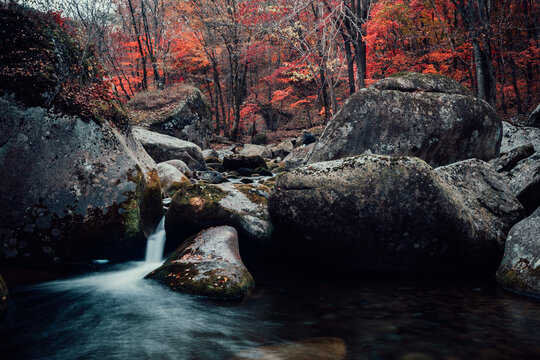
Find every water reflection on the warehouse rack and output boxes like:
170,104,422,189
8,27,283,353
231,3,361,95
1,263,540,359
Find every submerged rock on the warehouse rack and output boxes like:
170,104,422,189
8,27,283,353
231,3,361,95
496,207,540,298
233,337,346,360
165,182,272,246
0,274,7,320
145,226,254,299
0,97,163,265
133,127,207,171
269,155,524,274
307,73,501,167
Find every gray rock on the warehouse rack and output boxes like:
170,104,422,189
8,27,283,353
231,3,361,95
526,104,540,128
165,182,273,245
202,149,219,159
490,144,535,173
0,97,163,264
269,155,524,273
496,206,540,298
216,149,234,160
145,226,254,299
157,162,188,197
501,122,540,153
223,154,267,171
240,144,272,158
270,140,294,159
283,143,315,170
133,127,207,171
162,159,190,173
144,86,212,148
372,72,472,95
507,153,540,214
308,73,501,167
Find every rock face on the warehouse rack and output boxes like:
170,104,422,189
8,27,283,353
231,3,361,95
527,104,540,128
283,143,315,170
240,144,272,159
496,207,540,298
165,182,272,247
269,155,524,273
270,139,294,159
506,153,540,214
223,155,267,171
156,162,189,197
0,274,7,320
490,144,535,173
307,73,501,167
128,86,212,148
501,122,540,153
0,97,163,265
145,226,254,299
133,127,207,171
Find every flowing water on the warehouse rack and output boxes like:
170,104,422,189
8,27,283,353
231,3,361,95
1,221,540,359
144,216,167,263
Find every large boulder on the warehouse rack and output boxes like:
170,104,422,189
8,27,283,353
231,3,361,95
270,139,294,159
165,182,272,247
145,226,254,299
133,127,207,171
127,85,212,148
307,73,501,167
269,155,524,274
506,153,540,215
240,144,272,158
0,274,7,320
496,207,540,298
501,121,540,153
526,104,540,128
0,6,163,265
0,97,163,265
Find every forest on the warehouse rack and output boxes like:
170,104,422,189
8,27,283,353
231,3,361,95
17,0,540,141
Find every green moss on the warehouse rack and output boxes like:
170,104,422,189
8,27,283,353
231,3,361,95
234,184,270,205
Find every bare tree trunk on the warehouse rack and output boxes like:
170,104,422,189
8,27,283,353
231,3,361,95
127,0,148,90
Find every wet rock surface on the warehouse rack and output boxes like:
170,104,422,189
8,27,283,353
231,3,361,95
308,73,501,167
269,155,524,273
497,207,540,299
133,127,207,170
145,226,254,299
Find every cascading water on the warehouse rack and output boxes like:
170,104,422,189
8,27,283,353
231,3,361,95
145,216,166,263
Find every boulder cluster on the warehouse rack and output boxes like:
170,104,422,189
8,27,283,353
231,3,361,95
1,4,539,316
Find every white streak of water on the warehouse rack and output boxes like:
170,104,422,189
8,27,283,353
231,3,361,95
145,216,166,263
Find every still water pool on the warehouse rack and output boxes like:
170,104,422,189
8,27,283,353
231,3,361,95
1,262,540,359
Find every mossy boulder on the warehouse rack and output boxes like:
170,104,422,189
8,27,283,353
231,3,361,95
307,72,501,167
0,95,163,265
145,226,254,299
0,274,7,321
496,206,540,298
269,155,524,274
165,182,272,248
157,162,189,197
127,85,212,148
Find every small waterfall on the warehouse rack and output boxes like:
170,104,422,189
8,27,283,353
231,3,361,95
145,216,166,263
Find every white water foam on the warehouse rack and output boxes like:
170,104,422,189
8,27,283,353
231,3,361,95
145,216,166,263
